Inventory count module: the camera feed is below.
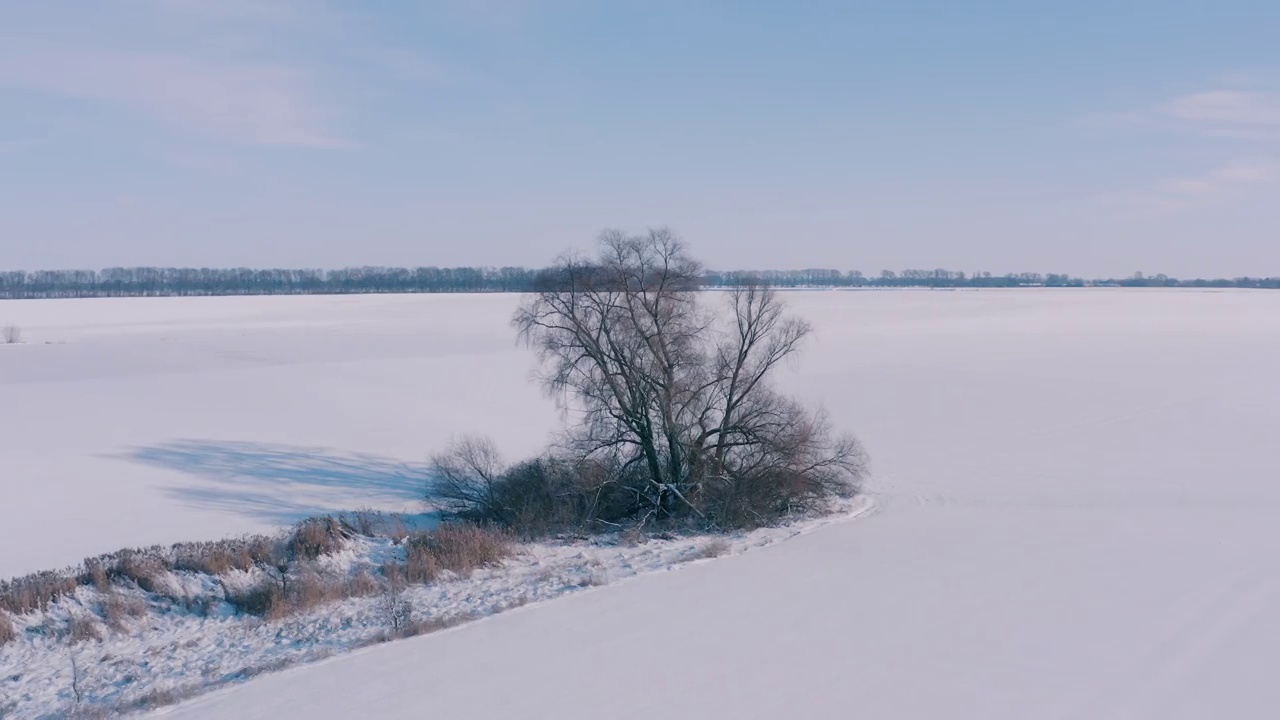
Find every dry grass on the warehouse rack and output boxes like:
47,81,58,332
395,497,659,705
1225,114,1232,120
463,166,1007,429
101,593,148,632
111,549,171,594
69,615,105,643
379,560,408,591
224,580,283,618
65,706,112,719
347,569,382,597
224,566,354,620
691,538,731,560
577,569,610,587
0,516,518,651
74,682,205,716
403,543,440,584
343,509,382,536
0,571,79,615
0,610,16,646
288,517,347,561
289,568,348,614
82,560,111,593
363,611,477,646
1,528,312,622
173,536,281,575
121,688,182,712
384,516,410,543
391,524,512,586
497,594,531,611
404,613,471,636
409,524,512,576
2,538,287,618
237,657,295,679
340,509,408,540
2,324,20,344
618,526,646,547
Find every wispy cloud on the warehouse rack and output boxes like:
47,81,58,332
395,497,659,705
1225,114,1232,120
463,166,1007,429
0,42,345,147
1161,90,1280,141
1096,78,1280,212
1127,159,1277,212
0,1,347,148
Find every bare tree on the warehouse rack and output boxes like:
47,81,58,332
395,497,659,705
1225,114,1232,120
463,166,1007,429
431,437,507,520
513,228,866,528
2,325,19,344
381,583,412,636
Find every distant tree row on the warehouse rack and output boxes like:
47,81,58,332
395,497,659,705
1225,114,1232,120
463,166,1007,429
704,269,1280,289
0,266,540,299
1,266,1277,299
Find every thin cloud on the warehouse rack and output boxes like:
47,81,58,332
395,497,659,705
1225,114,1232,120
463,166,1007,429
1133,159,1277,212
1095,80,1280,212
0,41,347,148
1161,89,1280,141
1209,160,1276,184
0,1,349,148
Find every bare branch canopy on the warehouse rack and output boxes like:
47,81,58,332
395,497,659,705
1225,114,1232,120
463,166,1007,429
436,228,867,531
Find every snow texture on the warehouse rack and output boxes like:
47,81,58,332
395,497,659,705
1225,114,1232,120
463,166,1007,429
4,288,1280,719
0,500,870,717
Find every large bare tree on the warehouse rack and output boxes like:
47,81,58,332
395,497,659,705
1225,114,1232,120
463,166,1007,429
510,228,865,527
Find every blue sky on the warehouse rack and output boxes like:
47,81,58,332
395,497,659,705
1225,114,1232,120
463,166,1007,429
1,0,1278,276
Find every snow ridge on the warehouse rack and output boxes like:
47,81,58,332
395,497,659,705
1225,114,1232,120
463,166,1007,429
0,497,872,718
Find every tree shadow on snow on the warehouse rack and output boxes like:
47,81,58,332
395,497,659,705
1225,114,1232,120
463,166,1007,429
119,440,432,526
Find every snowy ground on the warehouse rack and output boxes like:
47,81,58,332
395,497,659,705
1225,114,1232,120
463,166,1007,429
4,289,1280,718
0,499,872,717
0,294,555,579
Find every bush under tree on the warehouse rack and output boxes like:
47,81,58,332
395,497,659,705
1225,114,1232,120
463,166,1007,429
433,228,867,533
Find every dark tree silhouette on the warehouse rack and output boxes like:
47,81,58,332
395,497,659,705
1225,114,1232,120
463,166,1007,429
1,264,1276,300
434,229,868,531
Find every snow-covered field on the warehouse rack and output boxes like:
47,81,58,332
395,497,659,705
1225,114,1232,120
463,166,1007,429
0,294,556,579
0,498,872,717
4,289,1279,718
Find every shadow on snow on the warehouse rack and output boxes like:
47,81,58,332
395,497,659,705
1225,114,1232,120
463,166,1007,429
119,439,432,527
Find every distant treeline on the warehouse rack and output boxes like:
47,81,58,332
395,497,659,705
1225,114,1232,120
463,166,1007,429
1,267,1277,299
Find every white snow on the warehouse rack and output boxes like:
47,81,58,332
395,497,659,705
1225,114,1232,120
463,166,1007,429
0,500,872,717
4,288,1280,719
0,294,556,578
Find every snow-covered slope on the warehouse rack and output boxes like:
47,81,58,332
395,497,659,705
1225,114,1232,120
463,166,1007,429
0,500,872,717
0,294,556,578
4,289,1279,718
150,289,1280,720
